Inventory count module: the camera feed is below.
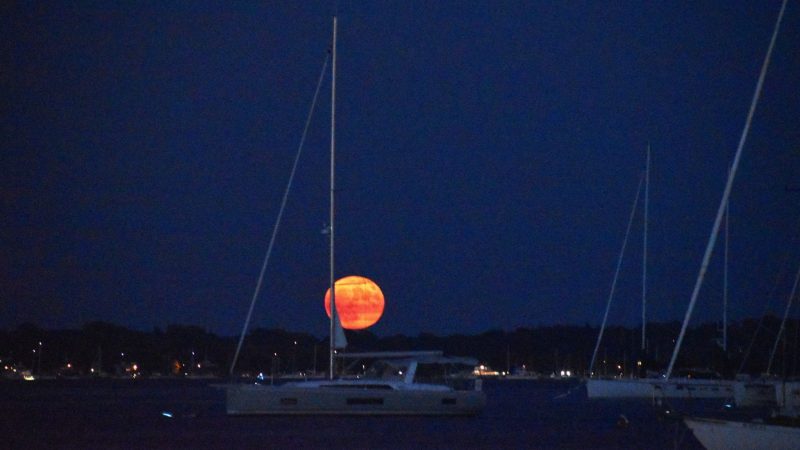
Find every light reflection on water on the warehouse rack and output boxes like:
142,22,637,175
0,378,704,448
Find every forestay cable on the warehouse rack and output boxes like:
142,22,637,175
229,52,331,376
589,172,645,376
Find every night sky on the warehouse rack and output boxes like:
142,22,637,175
3,2,799,338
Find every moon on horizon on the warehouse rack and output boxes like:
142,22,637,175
324,275,385,330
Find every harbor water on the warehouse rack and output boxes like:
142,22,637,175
1,378,705,449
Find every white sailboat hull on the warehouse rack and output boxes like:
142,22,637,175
685,417,800,450
222,383,486,415
587,378,734,399
776,381,800,416
654,379,734,399
586,378,655,398
733,381,779,407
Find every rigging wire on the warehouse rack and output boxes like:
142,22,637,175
736,220,800,374
589,172,645,376
229,52,331,377
767,263,800,375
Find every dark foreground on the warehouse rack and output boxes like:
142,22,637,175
0,378,705,449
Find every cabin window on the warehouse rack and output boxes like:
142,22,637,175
346,398,384,405
280,398,298,405
415,363,447,384
442,398,457,405
363,361,406,382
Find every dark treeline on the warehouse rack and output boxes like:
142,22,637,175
1,316,799,378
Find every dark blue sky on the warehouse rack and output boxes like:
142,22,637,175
3,2,799,337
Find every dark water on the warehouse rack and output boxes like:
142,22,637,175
0,378,706,449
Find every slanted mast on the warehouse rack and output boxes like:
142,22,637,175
665,0,787,379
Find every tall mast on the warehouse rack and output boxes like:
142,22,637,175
641,145,649,352
328,16,337,380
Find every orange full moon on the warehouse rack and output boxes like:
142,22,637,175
324,275,385,330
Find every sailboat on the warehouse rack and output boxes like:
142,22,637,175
586,147,650,399
586,152,738,400
731,270,799,408
685,381,800,450
583,147,730,399
732,248,800,408
221,17,486,416
586,149,645,398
